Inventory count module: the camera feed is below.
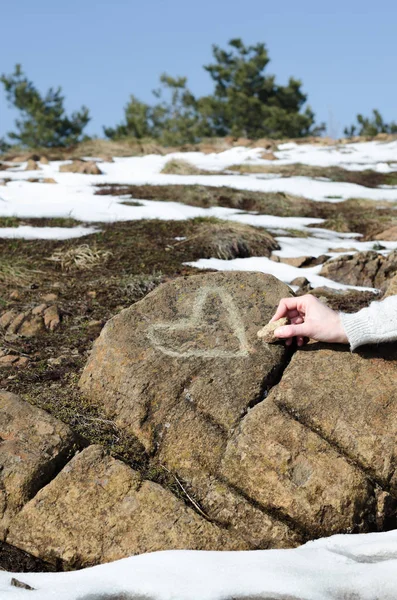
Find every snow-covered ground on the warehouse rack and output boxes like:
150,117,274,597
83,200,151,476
3,144,397,202
2,530,397,600
1,139,397,291
0,225,97,240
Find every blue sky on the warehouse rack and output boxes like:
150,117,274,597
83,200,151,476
1,0,396,140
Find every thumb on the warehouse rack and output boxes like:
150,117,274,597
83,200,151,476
274,323,311,339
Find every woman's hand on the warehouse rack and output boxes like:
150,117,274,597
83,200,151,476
271,294,349,347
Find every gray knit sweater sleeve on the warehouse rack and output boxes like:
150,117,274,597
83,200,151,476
339,295,397,351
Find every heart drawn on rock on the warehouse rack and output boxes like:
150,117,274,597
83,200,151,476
147,286,252,358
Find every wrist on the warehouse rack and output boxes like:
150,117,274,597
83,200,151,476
331,312,349,344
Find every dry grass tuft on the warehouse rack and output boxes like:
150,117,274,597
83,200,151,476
160,159,210,176
179,219,279,260
0,260,42,287
47,244,112,271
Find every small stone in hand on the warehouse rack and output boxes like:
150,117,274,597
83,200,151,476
257,317,289,343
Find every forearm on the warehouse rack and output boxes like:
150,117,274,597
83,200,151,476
339,295,397,351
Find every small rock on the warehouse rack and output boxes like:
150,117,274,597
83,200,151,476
32,303,48,315
0,310,17,329
59,160,102,175
15,356,29,368
44,305,61,331
277,256,311,268
257,317,289,343
43,178,57,184
39,156,49,165
11,577,35,590
303,255,329,267
272,255,328,268
9,290,20,300
8,313,27,334
291,277,312,293
41,293,58,303
331,247,360,253
260,151,277,160
18,316,45,337
0,355,19,366
25,159,39,171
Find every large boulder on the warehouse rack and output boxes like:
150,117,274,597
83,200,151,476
79,272,378,547
320,250,397,288
0,391,77,539
221,399,372,536
270,343,397,500
80,272,292,450
7,445,246,568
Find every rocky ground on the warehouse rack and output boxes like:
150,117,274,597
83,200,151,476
1,137,397,579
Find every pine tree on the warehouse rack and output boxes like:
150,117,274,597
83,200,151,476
0,64,90,148
198,38,324,139
103,95,152,140
344,109,397,137
104,38,324,144
0,137,11,154
104,75,207,145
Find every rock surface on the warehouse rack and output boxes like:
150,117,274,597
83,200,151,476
78,271,384,552
7,445,245,567
0,391,77,539
271,344,397,496
80,272,303,547
272,255,329,268
221,399,373,536
384,274,397,298
320,250,397,288
80,272,293,449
